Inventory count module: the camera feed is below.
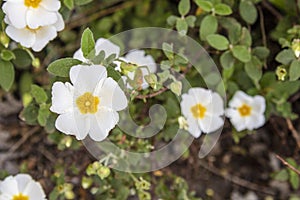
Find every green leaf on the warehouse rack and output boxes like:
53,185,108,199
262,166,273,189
204,72,221,86
240,27,252,47
220,50,235,69
167,15,179,26
47,58,82,77
239,0,258,24
107,66,122,82
31,84,48,104
74,0,92,6
222,65,235,80
245,56,262,82
1,50,15,61
81,28,95,59
252,46,270,60
185,15,196,27
289,170,300,190
0,60,15,91
178,0,190,16
63,0,74,9
272,169,289,181
219,17,241,45
275,49,295,65
12,49,32,69
162,43,174,60
200,15,218,41
289,60,300,81
170,81,182,96
206,34,229,51
20,102,38,125
195,0,213,12
176,18,188,35
214,3,232,16
38,104,50,126
232,45,251,63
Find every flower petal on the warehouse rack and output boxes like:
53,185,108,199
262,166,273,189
199,115,224,133
95,38,120,58
206,92,224,116
188,88,212,106
180,93,196,119
40,0,60,11
2,2,27,28
55,111,90,140
95,77,127,111
5,26,35,48
0,176,19,195
32,26,57,52
229,90,252,108
50,82,74,114
89,108,119,141
26,7,57,29
187,117,201,138
226,108,247,131
73,49,86,62
23,181,46,200
252,95,266,114
15,174,32,193
245,113,265,130
70,65,107,93
53,13,64,32
124,50,157,73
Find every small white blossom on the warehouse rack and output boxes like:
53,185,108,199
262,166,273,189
4,14,64,52
2,0,61,29
73,38,120,62
180,88,224,138
0,174,46,200
226,90,266,131
50,65,128,141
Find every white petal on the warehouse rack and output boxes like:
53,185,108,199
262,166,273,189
40,0,60,11
180,93,196,119
5,26,35,48
95,38,120,58
187,117,201,138
53,13,64,31
226,109,247,131
70,65,107,93
0,176,19,195
15,174,32,193
89,108,119,141
229,90,252,108
95,77,127,111
55,111,90,140
26,7,57,29
245,113,265,130
252,95,266,114
2,2,27,28
73,49,86,62
23,181,46,200
32,25,57,51
125,50,157,73
206,92,224,116
188,87,212,106
50,82,74,114
199,115,224,133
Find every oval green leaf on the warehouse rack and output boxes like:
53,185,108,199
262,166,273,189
0,60,15,91
200,15,218,41
206,34,229,51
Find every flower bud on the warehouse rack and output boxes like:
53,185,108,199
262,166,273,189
276,66,287,81
292,39,300,58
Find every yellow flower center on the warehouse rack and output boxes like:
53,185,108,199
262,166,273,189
12,193,29,200
238,104,252,117
76,92,100,114
191,103,207,119
24,0,42,8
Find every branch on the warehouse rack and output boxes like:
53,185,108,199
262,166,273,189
276,154,300,176
286,119,300,149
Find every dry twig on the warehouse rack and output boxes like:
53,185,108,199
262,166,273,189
276,154,300,176
286,119,300,149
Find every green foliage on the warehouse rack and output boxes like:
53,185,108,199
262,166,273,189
81,28,96,59
239,0,257,24
200,15,218,41
47,58,82,77
0,59,14,91
206,34,229,50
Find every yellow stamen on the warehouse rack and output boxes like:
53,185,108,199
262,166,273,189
238,104,251,117
13,193,29,200
76,92,100,114
191,103,207,119
24,0,42,8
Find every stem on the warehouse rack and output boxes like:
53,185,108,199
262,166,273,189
276,154,300,176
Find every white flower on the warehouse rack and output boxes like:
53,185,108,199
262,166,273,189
2,0,61,29
225,90,266,131
0,174,46,200
120,50,157,89
4,14,64,52
180,88,224,138
73,38,120,62
50,65,128,141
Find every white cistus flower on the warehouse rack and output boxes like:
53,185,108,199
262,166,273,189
0,174,46,200
50,65,128,141
180,88,224,138
73,38,120,63
2,0,61,29
120,50,157,89
226,90,266,131
5,14,64,52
